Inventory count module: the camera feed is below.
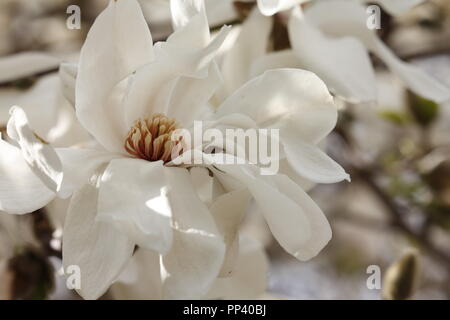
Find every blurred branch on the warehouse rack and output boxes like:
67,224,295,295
334,118,450,269
352,166,450,267
401,48,450,61
332,211,388,232
0,68,58,88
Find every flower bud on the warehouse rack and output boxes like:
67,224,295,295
382,249,421,300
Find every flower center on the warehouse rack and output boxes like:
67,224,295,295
124,114,183,163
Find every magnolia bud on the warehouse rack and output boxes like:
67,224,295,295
382,250,421,300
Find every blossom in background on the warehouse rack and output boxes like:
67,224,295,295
0,0,348,299
216,0,449,104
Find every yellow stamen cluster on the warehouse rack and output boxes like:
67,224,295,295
124,114,182,163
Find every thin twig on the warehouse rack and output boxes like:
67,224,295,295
351,165,450,268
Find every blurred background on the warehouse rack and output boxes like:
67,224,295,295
0,0,449,300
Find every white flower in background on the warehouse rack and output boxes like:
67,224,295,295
217,0,449,104
0,74,90,148
0,0,348,299
349,71,416,160
0,52,60,84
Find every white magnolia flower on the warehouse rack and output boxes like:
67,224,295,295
218,0,449,104
0,0,348,299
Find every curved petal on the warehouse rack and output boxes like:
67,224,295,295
257,0,308,16
0,139,54,214
271,174,332,260
62,171,135,300
110,249,162,300
97,158,173,254
55,148,121,198
215,164,314,260
166,62,222,127
249,49,302,79
170,0,209,48
125,25,230,126
76,0,154,152
210,188,251,277
0,75,60,137
277,158,315,191
161,167,225,299
281,135,350,183
219,8,272,100
207,235,268,299
289,7,377,103
7,107,63,192
371,38,450,104
216,68,337,144
305,0,450,103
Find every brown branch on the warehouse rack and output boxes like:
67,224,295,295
333,121,450,268
351,165,450,268
0,68,59,88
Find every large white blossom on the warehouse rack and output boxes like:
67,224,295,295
0,0,348,299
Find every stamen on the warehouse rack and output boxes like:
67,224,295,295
124,114,183,163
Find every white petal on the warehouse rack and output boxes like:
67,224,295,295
0,52,60,84
217,68,338,144
305,0,450,103
0,75,60,139
271,174,332,260
97,158,173,254
110,249,162,300
47,102,91,148
170,0,209,48
210,189,251,277
0,139,54,214
289,7,377,103
257,0,308,16
277,158,315,191
282,136,350,183
76,0,153,152
207,235,268,299
125,25,230,126
7,107,63,192
371,38,450,103
62,172,135,300
55,148,120,198
249,49,302,79
161,167,225,299
215,164,314,259
166,62,222,127
219,8,272,99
